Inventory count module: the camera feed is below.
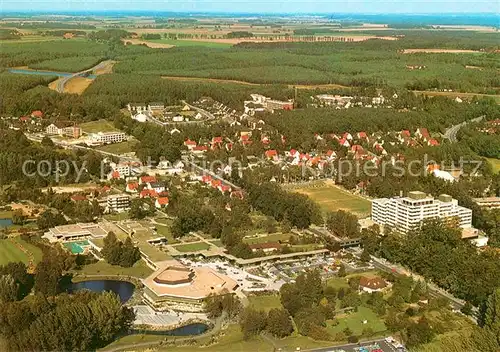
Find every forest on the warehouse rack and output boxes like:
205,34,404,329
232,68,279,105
112,32,500,92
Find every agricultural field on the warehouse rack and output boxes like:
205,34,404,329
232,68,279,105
148,38,233,48
80,119,120,133
291,182,372,217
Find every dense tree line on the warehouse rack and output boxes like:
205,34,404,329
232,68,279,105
376,220,500,307
0,290,134,351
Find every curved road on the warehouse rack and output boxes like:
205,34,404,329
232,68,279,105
56,60,112,93
443,115,484,142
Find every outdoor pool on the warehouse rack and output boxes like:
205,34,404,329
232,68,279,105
0,219,13,228
63,240,89,254
68,280,135,303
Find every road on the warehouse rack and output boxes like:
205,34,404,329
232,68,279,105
56,60,112,93
306,338,398,352
443,115,484,142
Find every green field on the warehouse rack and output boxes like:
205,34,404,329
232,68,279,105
209,239,223,247
80,119,120,133
292,183,371,217
73,260,153,279
326,306,386,336
149,39,233,48
173,242,211,252
96,140,137,155
0,238,43,266
486,158,500,174
248,294,283,312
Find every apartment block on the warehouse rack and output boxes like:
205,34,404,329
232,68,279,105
372,191,472,233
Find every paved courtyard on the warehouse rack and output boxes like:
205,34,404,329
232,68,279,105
133,305,207,327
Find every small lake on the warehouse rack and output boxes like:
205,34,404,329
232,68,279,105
131,323,209,336
68,280,135,303
0,218,13,228
8,69,97,79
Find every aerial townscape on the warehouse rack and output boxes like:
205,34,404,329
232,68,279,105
0,1,499,352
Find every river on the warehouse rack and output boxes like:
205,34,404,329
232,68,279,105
8,68,97,79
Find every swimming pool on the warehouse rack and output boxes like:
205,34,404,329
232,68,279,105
63,240,90,254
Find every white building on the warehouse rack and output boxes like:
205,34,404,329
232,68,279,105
372,191,472,233
107,194,131,212
90,132,127,144
111,163,131,178
127,103,147,113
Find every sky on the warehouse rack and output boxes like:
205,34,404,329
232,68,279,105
0,0,499,14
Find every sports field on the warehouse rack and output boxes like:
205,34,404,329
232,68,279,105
291,182,371,217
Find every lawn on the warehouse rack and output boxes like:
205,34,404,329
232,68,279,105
0,210,13,218
103,213,130,221
209,239,223,247
153,224,179,244
0,238,43,266
248,294,283,312
149,38,233,48
80,119,120,133
173,242,211,252
96,140,137,155
292,182,371,217
326,306,386,336
73,260,153,279
326,276,350,289
243,232,291,245
486,157,500,174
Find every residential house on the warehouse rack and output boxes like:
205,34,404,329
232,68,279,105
155,197,169,209
127,103,147,114
126,182,139,193
359,276,388,293
139,176,157,185
148,182,167,194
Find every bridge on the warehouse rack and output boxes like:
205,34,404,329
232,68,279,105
56,60,112,93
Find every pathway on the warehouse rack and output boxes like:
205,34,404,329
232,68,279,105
443,115,484,142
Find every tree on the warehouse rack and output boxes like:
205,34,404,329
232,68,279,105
405,317,435,348
205,292,241,319
481,288,500,346
239,307,267,339
360,248,371,263
0,275,17,303
41,136,54,148
102,232,141,268
326,210,360,239
461,301,473,316
33,255,63,296
266,308,293,338
11,210,26,226
338,264,346,277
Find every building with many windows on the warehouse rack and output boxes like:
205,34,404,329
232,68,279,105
371,191,472,233
90,132,127,144
106,194,131,212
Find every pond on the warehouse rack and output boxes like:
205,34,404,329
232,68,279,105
131,323,209,336
68,280,135,303
0,218,13,228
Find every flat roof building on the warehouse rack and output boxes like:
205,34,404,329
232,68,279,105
372,191,472,233
473,197,500,209
107,194,130,212
142,260,238,312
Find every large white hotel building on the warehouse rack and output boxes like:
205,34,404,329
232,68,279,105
372,191,472,233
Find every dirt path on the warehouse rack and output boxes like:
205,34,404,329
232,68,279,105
122,38,174,48
162,76,351,89
413,90,500,102
402,48,483,54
